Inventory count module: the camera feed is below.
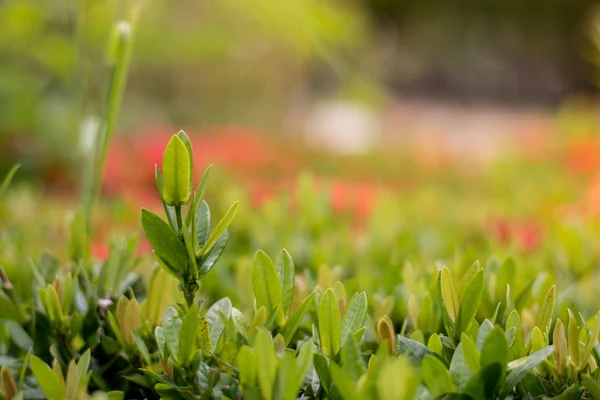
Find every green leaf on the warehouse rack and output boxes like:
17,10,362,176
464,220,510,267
329,363,359,400
456,269,484,338
255,330,276,400
314,352,331,392
131,332,152,365
295,339,314,389
449,342,473,391
76,349,91,383
106,311,127,348
0,291,25,323
480,327,509,387
580,310,600,371
201,201,238,255
547,384,580,400
194,200,210,249
161,134,191,206
155,383,186,399
206,297,232,351
582,375,600,400
341,334,366,382
154,165,178,231
237,346,257,389
397,335,432,365
180,222,198,279
283,292,316,346
178,305,199,366
463,362,502,400
141,208,187,273
319,289,342,358
186,165,212,227
163,307,182,362
176,130,194,186
30,355,66,400
476,319,494,350
460,333,480,372
198,230,228,278
504,345,553,394
253,250,283,315
341,292,367,346
0,164,20,197
438,268,457,337
276,249,295,318
422,354,454,396
537,286,555,334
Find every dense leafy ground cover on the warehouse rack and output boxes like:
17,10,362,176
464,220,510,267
4,127,600,399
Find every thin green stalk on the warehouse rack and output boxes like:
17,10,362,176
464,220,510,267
83,19,134,232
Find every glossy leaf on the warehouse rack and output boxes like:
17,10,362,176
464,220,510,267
161,134,191,206
456,269,484,337
422,354,454,396
142,208,187,273
276,249,295,317
319,289,342,358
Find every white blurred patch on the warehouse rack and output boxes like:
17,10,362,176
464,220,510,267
79,116,100,154
304,101,380,155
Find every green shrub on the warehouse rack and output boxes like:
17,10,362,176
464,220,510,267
3,132,600,400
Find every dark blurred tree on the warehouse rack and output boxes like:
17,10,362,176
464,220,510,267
356,0,599,104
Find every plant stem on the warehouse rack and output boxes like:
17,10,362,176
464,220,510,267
82,19,134,232
175,206,183,233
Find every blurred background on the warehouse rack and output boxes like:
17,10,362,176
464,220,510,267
6,0,600,314
3,0,600,241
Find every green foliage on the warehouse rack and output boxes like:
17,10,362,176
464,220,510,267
6,130,600,400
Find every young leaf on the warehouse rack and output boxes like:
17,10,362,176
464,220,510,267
201,201,239,255
276,249,295,318
437,268,457,337
194,200,210,249
162,307,182,362
582,374,600,400
504,345,553,394
377,316,395,353
237,346,257,389
178,305,199,366
141,209,187,273
255,329,276,400
283,291,316,345
449,341,474,391
175,130,194,185
422,354,454,396
456,269,484,338
0,366,17,400
319,289,342,358
537,285,555,334
463,362,502,400
154,165,178,231
397,335,432,365
161,134,191,206
554,319,568,375
314,353,331,392
131,332,152,365
198,230,228,278
341,292,367,346
180,222,198,279
567,309,579,367
341,334,366,382
30,356,66,400
253,250,283,316
460,333,480,372
206,297,232,351
480,327,509,386
329,363,359,400
186,165,212,227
